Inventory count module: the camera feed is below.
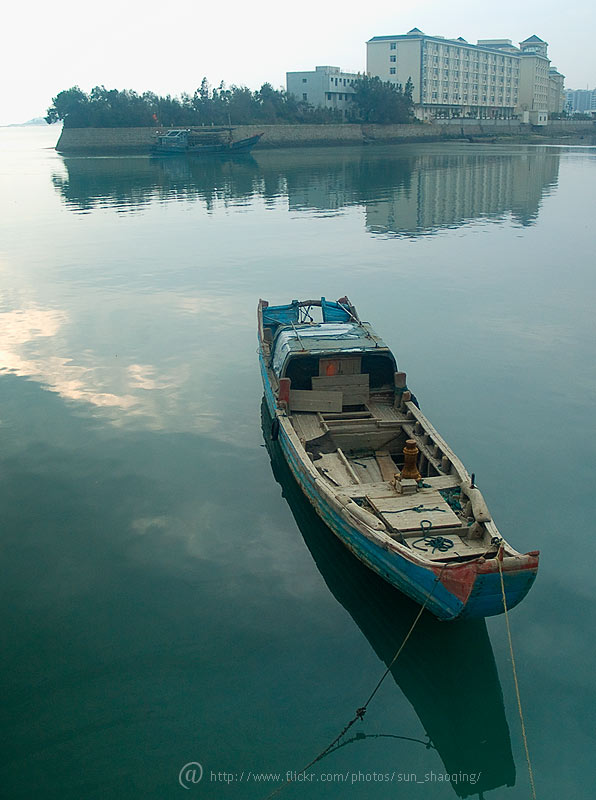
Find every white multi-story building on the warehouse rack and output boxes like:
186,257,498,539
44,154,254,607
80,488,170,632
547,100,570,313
286,66,360,117
366,28,563,123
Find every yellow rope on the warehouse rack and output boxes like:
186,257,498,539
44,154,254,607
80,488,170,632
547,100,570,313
497,546,537,800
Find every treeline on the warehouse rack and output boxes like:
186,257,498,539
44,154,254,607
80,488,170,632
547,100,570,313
45,77,414,128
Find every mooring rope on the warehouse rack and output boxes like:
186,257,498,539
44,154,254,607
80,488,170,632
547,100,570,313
497,545,537,800
411,520,455,554
262,564,447,800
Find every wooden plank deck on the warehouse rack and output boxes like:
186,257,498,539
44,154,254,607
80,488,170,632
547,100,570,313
375,450,398,482
348,454,383,483
402,531,490,560
316,452,359,486
367,400,406,422
367,491,461,532
291,412,326,443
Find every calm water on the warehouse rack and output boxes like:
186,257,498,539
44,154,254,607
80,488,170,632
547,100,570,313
1,126,595,799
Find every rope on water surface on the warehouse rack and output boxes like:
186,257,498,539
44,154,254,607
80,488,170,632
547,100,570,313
262,563,448,800
497,544,537,800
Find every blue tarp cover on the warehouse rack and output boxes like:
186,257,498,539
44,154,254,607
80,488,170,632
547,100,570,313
263,298,352,333
262,301,299,330
321,297,352,323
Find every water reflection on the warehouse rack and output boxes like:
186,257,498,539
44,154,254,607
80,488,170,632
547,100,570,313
364,149,559,233
0,296,242,435
53,144,560,235
51,154,263,213
262,401,515,798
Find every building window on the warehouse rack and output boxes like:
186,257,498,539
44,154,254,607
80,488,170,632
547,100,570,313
390,56,396,62
390,67,396,74
302,78,307,83
303,93,307,101
390,42,396,50
327,93,332,100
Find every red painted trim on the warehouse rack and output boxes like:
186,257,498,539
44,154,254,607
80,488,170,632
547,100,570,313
278,377,291,408
433,562,477,603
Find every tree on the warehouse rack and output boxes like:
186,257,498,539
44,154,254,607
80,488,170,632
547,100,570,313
45,81,358,128
45,86,89,126
404,77,414,102
350,76,414,124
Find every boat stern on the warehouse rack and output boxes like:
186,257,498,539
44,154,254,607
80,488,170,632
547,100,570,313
453,551,540,620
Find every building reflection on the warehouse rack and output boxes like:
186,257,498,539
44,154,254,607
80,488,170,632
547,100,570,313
261,401,515,798
364,149,559,234
53,143,560,235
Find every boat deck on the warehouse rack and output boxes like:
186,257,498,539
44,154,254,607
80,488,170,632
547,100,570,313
290,400,492,561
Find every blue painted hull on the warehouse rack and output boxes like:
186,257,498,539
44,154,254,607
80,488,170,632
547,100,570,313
259,351,538,621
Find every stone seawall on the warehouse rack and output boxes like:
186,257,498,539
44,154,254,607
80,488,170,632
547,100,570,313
55,120,595,154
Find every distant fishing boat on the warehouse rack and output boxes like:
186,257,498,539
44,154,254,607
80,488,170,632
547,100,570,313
151,128,263,156
258,296,539,621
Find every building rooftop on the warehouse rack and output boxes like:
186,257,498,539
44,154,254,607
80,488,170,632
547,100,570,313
367,30,544,56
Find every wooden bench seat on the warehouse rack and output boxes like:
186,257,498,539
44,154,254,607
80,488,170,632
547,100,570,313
289,389,342,413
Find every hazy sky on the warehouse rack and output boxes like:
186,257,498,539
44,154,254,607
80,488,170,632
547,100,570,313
2,0,594,125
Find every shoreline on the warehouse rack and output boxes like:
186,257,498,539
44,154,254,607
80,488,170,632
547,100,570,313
54,120,595,154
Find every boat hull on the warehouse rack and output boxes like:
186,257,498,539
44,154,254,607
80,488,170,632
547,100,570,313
260,353,538,621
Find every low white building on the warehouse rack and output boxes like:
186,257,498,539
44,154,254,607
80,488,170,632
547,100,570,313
286,66,360,117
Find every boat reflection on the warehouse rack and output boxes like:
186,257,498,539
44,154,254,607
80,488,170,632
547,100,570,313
51,153,261,213
262,400,515,798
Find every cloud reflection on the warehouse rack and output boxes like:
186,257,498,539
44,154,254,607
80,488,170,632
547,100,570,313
0,306,138,411
0,293,253,439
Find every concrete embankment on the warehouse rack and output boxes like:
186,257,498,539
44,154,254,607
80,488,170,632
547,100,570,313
55,120,595,154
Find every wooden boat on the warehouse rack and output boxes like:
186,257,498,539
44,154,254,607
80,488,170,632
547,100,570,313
258,297,539,621
262,409,515,795
151,128,263,156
